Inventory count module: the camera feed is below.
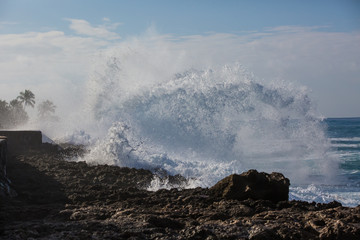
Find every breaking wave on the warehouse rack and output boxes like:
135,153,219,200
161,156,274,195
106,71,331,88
77,52,335,188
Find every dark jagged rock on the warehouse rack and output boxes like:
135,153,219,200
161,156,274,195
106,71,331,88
210,169,290,202
1,146,359,240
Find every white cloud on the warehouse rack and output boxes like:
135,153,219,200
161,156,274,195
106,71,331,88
264,25,329,33
0,21,359,118
0,28,111,118
66,18,121,40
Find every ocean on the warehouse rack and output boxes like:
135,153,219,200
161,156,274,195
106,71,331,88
289,117,360,207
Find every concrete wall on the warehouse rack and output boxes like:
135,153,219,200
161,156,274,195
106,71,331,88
0,131,43,198
0,130,42,154
0,136,10,197
0,136,7,176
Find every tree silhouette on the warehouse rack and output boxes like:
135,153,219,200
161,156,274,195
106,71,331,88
9,99,29,127
38,100,56,119
0,100,11,128
17,89,35,108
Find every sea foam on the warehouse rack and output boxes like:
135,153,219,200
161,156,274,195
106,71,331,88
77,50,336,189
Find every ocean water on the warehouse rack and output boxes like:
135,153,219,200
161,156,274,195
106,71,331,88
36,46,359,207
289,118,360,207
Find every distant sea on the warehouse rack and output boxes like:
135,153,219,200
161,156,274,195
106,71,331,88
290,117,360,207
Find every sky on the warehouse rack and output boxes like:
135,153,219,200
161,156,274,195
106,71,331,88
0,0,360,118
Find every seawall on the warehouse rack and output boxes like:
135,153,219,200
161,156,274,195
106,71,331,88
0,130,42,155
0,130,42,197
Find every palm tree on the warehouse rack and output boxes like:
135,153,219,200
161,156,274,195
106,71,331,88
17,89,35,108
0,100,11,128
37,100,56,119
9,99,29,126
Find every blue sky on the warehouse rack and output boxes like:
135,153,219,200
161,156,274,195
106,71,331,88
0,0,360,117
1,0,359,35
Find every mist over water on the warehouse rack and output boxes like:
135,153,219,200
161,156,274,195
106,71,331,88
28,40,358,205
61,45,335,188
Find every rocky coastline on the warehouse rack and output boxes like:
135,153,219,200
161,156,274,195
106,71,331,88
1,144,360,239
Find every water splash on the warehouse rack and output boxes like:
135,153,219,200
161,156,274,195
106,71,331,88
81,55,335,188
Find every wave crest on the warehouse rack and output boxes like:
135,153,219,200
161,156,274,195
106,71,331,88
81,60,335,187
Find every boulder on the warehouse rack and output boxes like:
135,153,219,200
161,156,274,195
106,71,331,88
210,169,290,202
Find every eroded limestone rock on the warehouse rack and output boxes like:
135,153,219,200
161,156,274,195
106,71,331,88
210,169,290,202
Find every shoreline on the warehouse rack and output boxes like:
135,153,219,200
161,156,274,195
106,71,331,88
1,144,360,239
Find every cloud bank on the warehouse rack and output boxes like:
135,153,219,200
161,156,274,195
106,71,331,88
66,18,121,40
0,19,359,118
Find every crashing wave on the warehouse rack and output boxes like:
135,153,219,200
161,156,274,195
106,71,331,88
82,62,334,188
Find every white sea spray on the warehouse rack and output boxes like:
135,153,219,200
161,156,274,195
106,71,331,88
77,47,335,190
26,38,359,206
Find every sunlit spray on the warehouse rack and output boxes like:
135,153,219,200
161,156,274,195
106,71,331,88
79,47,335,189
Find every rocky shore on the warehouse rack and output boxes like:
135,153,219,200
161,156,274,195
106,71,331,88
1,144,360,239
